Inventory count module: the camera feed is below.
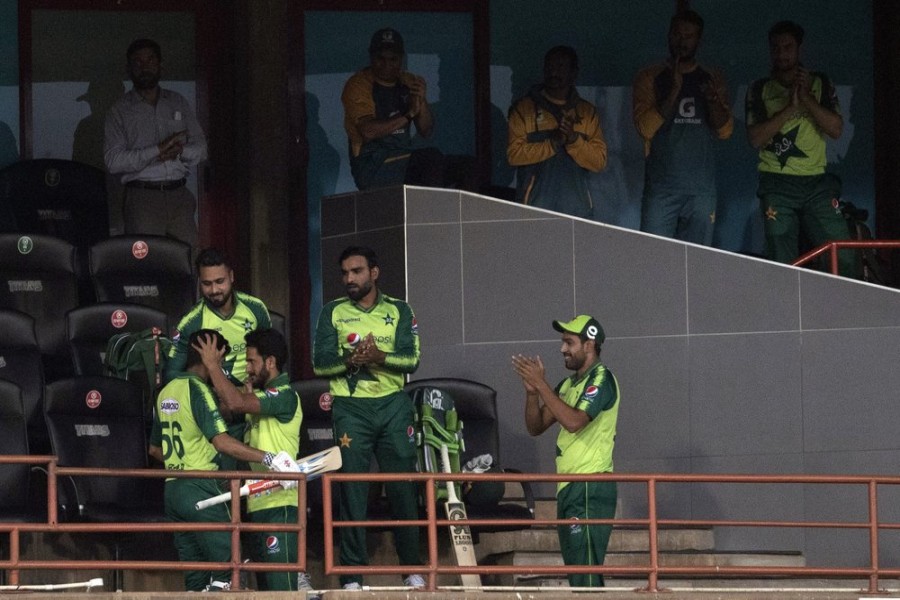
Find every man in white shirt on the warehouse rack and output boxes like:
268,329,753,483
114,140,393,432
104,38,207,248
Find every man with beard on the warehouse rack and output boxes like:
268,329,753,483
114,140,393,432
746,21,851,275
633,10,732,245
507,46,607,219
166,247,271,387
196,328,316,595
312,245,424,590
104,38,207,247
512,315,619,588
149,329,293,592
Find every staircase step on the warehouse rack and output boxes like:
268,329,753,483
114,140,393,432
476,526,714,557
503,549,806,569
482,550,804,587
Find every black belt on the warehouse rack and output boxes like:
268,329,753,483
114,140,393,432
126,178,186,191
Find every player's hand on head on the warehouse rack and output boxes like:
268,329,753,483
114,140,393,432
192,333,222,366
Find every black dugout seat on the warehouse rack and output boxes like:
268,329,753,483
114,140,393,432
66,302,168,377
0,159,108,249
405,377,535,537
0,309,48,454
0,233,81,381
88,235,194,327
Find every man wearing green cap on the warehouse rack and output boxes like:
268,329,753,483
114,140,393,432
511,315,619,588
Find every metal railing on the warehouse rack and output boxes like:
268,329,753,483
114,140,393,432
0,455,309,589
792,239,900,275
322,470,900,594
5,456,900,594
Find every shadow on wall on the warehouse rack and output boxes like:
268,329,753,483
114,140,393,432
72,75,124,170
71,75,126,236
0,121,17,169
306,91,341,333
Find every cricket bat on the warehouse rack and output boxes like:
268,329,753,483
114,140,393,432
195,446,342,510
440,444,481,587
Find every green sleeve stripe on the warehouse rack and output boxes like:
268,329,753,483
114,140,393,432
383,353,419,373
312,300,347,376
238,292,271,328
383,297,420,373
164,306,204,381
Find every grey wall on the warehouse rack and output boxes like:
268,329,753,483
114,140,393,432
320,186,900,567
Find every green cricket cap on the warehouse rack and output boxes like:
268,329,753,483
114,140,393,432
552,315,605,344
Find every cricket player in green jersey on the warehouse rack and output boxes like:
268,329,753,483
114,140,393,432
513,315,620,587
197,327,316,594
746,21,851,275
149,329,292,592
165,247,271,469
165,247,271,386
313,246,424,590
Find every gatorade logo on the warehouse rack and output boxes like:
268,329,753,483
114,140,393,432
110,310,128,328
86,390,102,409
674,97,701,124
678,97,696,118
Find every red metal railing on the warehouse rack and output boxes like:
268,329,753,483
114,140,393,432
5,456,900,594
322,471,900,594
792,239,900,275
0,455,309,589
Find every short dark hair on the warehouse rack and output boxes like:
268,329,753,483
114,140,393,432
186,329,229,369
245,328,287,372
670,10,704,36
544,46,579,71
126,38,161,62
339,246,379,269
769,20,804,45
195,247,232,272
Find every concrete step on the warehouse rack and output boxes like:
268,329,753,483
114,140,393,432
476,526,715,558
484,549,805,587
505,549,806,568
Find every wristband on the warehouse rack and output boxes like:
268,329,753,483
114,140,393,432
263,452,275,467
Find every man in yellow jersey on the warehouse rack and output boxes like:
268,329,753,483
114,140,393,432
196,328,315,594
632,10,732,245
342,28,474,191
313,246,424,590
507,46,607,219
512,315,619,587
149,329,295,592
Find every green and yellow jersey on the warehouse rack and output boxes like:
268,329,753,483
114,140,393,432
745,71,840,176
554,361,620,493
244,372,303,512
313,291,420,398
150,374,229,478
165,291,271,385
